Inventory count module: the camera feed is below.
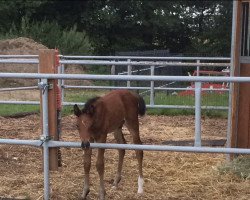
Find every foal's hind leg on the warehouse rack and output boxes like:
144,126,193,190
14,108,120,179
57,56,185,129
112,128,126,189
126,119,144,194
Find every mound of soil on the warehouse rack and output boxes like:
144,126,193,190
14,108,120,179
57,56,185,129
0,37,47,55
0,37,48,88
0,37,89,90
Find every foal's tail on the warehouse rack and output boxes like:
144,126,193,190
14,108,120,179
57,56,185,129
137,94,146,116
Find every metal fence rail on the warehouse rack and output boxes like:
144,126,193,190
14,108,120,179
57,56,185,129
0,55,231,60
0,58,230,66
0,55,230,110
1,139,250,154
0,73,242,82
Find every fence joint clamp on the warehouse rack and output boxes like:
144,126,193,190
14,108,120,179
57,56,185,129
38,82,53,94
40,135,52,146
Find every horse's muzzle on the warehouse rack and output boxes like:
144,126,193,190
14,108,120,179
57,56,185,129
81,141,90,149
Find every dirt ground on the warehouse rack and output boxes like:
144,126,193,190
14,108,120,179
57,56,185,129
1,114,250,200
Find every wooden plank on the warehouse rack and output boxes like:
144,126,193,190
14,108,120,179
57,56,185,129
237,63,250,148
39,49,58,171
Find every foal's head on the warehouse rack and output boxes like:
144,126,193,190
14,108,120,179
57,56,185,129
73,97,101,149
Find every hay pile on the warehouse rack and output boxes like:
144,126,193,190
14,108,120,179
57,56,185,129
0,37,47,88
1,114,250,199
0,37,47,55
0,37,88,100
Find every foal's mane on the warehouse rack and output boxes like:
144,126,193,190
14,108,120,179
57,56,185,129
82,96,100,114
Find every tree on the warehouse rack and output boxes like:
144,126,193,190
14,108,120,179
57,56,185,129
180,0,232,56
0,0,233,56
81,0,191,54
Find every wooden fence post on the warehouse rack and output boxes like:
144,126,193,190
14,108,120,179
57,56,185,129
231,1,250,156
39,49,59,171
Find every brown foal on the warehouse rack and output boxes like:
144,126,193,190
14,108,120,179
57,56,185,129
74,90,146,200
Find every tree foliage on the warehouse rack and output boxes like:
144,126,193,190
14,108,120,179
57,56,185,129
0,0,232,56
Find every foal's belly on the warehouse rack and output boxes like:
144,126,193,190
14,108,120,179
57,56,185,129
107,118,125,133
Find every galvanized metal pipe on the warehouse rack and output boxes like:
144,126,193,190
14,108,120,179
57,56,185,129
0,55,230,61
127,59,132,87
0,59,229,67
60,60,230,67
196,60,200,76
0,55,38,58
63,85,229,92
0,139,42,146
0,86,38,92
48,141,250,154
0,72,247,82
0,100,39,105
194,82,202,147
0,59,38,64
40,79,50,200
61,64,65,103
61,55,230,61
3,138,250,155
150,66,155,106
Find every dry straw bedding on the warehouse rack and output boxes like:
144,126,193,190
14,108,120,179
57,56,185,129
0,114,250,200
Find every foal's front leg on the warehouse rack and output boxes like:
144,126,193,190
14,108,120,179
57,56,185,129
81,147,92,199
96,136,107,200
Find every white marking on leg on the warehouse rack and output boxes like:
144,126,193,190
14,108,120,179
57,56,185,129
137,176,144,194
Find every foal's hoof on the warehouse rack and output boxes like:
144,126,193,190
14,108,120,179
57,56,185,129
99,194,105,200
81,189,90,199
112,176,121,189
111,185,118,190
99,190,106,200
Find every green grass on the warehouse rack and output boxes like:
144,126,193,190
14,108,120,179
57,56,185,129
0,104,40,117
143,92,228,117
218,156,250,179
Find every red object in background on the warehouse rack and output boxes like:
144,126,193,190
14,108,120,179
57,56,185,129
179,69,230,96
56,85,62,111
55,49,62,110
55,48,60,67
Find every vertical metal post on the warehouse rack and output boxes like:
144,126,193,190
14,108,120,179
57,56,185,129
226,0,237,161
196,59,200,76
127,59,131,87
61,64,65,104
150,66,155,106
194,82,202,147
111,64,116,87
41,78,50,200
111,64,116,75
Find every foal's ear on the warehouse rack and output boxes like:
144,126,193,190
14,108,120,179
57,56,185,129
73,104,82,117
88,105,95,116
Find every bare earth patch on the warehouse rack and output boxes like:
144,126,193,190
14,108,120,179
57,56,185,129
0,114,250,200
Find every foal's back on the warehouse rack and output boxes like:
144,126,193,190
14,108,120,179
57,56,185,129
101,90,142,132
102,90,139,114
